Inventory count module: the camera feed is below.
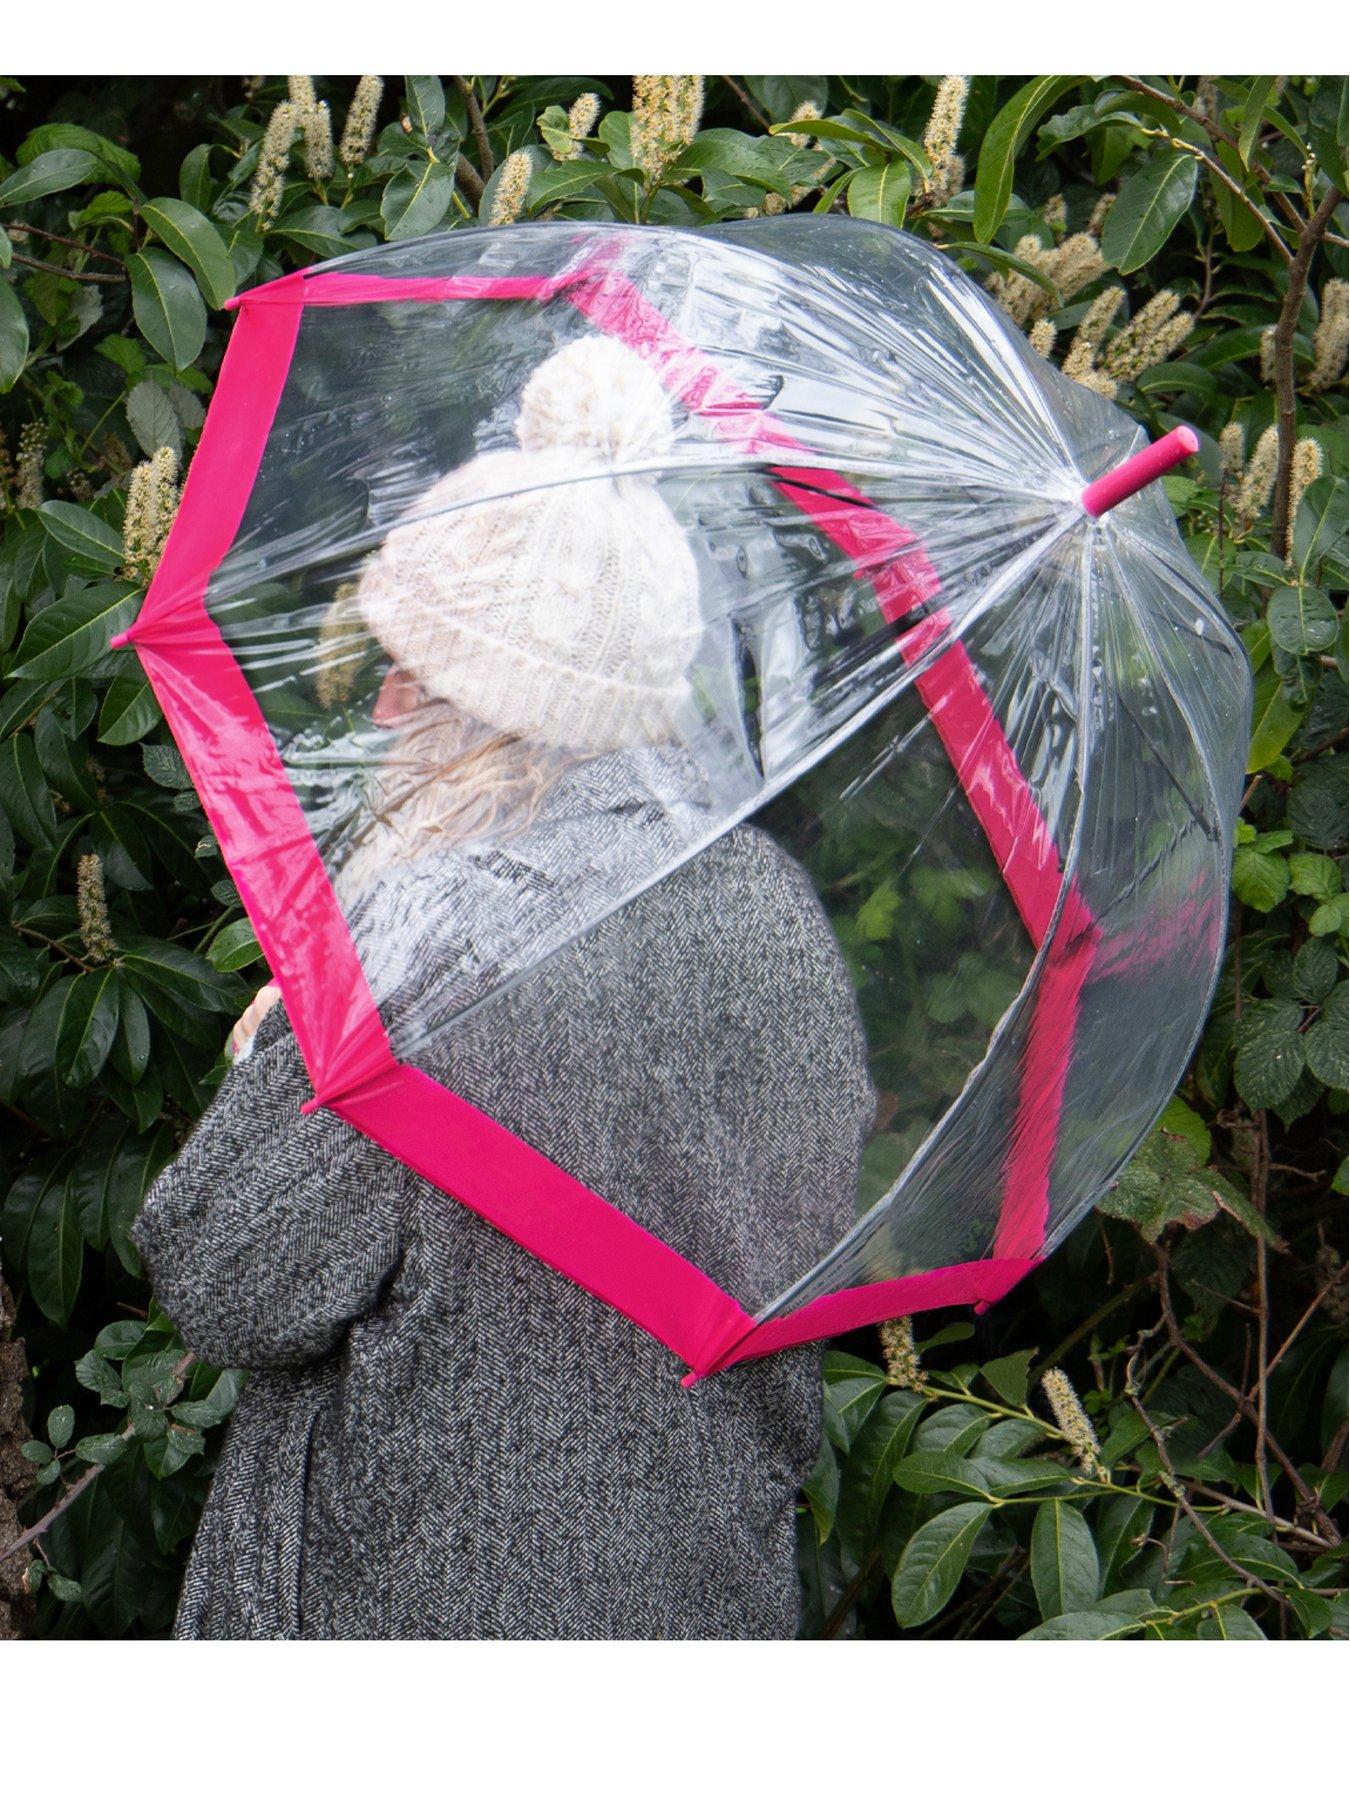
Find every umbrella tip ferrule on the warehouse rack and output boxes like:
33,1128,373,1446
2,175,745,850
1081,426,1199,518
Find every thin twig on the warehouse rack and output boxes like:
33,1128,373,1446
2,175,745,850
1117,75,1305,252
1033,1278,1149,1379
5,223,125,264
1251,1113,1274,1516
1253,1270,1346,1391
1153,1246,1338,1538
0,1353,197,1568
12,923,97,972
1126,1380,1289,1614
453,77,495,181
7,252,126,285
0,1448,118,1566
1321,1417,1348,1473
950,1549,1025,1640
722,76,773,133
1188,1482,1337,1552
1271,181,1344,558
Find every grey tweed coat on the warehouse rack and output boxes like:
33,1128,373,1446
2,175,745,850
133,745,874,1640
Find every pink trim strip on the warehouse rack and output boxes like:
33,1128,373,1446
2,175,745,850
133,274,306,640
1082,426,1198,517
117,279,392,1099
892,614,1100,1259
336,1065,756,1374
687,1256,1039,1381
134,619,395,1101
895,612,1067,946
993,910,1100,1260
284,272,587,308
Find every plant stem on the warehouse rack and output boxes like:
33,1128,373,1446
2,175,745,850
453,77,495,182
1032,1278,1150,1378
722,76,772,133
0,1448,117,1566
455,153,484,206
1153,1247,1338,1539
0,1353,196,1568
1185,1482,1335,1550
1127,1386,1289,1612
6,223,124,264
8,253,125,285
1252,1113,1274,1516
1271,181,1344,559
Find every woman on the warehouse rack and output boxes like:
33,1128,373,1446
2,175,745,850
133,337,875,1639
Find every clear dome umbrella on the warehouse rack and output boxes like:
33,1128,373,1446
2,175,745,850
112,217,1252,1381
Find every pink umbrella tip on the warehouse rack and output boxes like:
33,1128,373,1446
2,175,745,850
109,628,133,649
1082,426,1200,517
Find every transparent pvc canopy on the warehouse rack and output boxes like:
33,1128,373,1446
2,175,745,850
121,217,1252,1367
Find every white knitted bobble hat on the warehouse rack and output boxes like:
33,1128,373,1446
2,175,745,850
354,335,704,751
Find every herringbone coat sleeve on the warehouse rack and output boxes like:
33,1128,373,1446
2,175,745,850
131,1007,405,1372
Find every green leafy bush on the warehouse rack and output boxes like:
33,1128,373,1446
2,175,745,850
0,75,1345,1640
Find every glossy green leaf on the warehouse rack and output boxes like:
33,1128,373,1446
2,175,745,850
125,379,183,459
47,1404,75,1449
1233,1000,1307,1110
128,248,207,370
822,1353,888,1452
1305,984,1348,1088
1231,842,1290,912
847,160,911,227
1021,1607,1143,1639
0,732,58,844
207,917,264,971
1102,151,1198,273
836,1389,924,1559
1288,756,1347,851
73,1432,128,1466
36,502,123,571
1246,667,1307,772
0,278,29,391
0,147,98,206
380,160,455,241
141,197,236,310
890,1450,997,1499
801,1437,839,1544
1239,78,1280,166
1030,1498,1101,1619
1208,143,1267,253
1292,477,1347,585
56,966,121,1087
973,77,1078,241
18,123,138,185
98,669,161,744
892,1502,992,1627
981,1350,1034,1408
1097,1496,1155,1586
1267,585,1338,656
404,75,446,137
28,1160,86,1324
1197,1602,1266,1639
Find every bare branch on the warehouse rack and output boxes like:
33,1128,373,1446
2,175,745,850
453,77,495,182
1271,182,1345,558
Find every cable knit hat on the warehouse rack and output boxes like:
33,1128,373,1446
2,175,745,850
354,336,704,751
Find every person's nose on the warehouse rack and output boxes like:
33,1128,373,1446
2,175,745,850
372,665,427,727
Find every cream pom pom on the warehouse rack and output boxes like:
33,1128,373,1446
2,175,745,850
514,336,675,465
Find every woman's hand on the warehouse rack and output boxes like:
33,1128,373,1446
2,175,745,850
229,983,283,1061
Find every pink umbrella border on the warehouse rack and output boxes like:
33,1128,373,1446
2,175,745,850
113,250,1194,1381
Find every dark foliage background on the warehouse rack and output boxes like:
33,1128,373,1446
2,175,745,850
0,73,1345,1640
